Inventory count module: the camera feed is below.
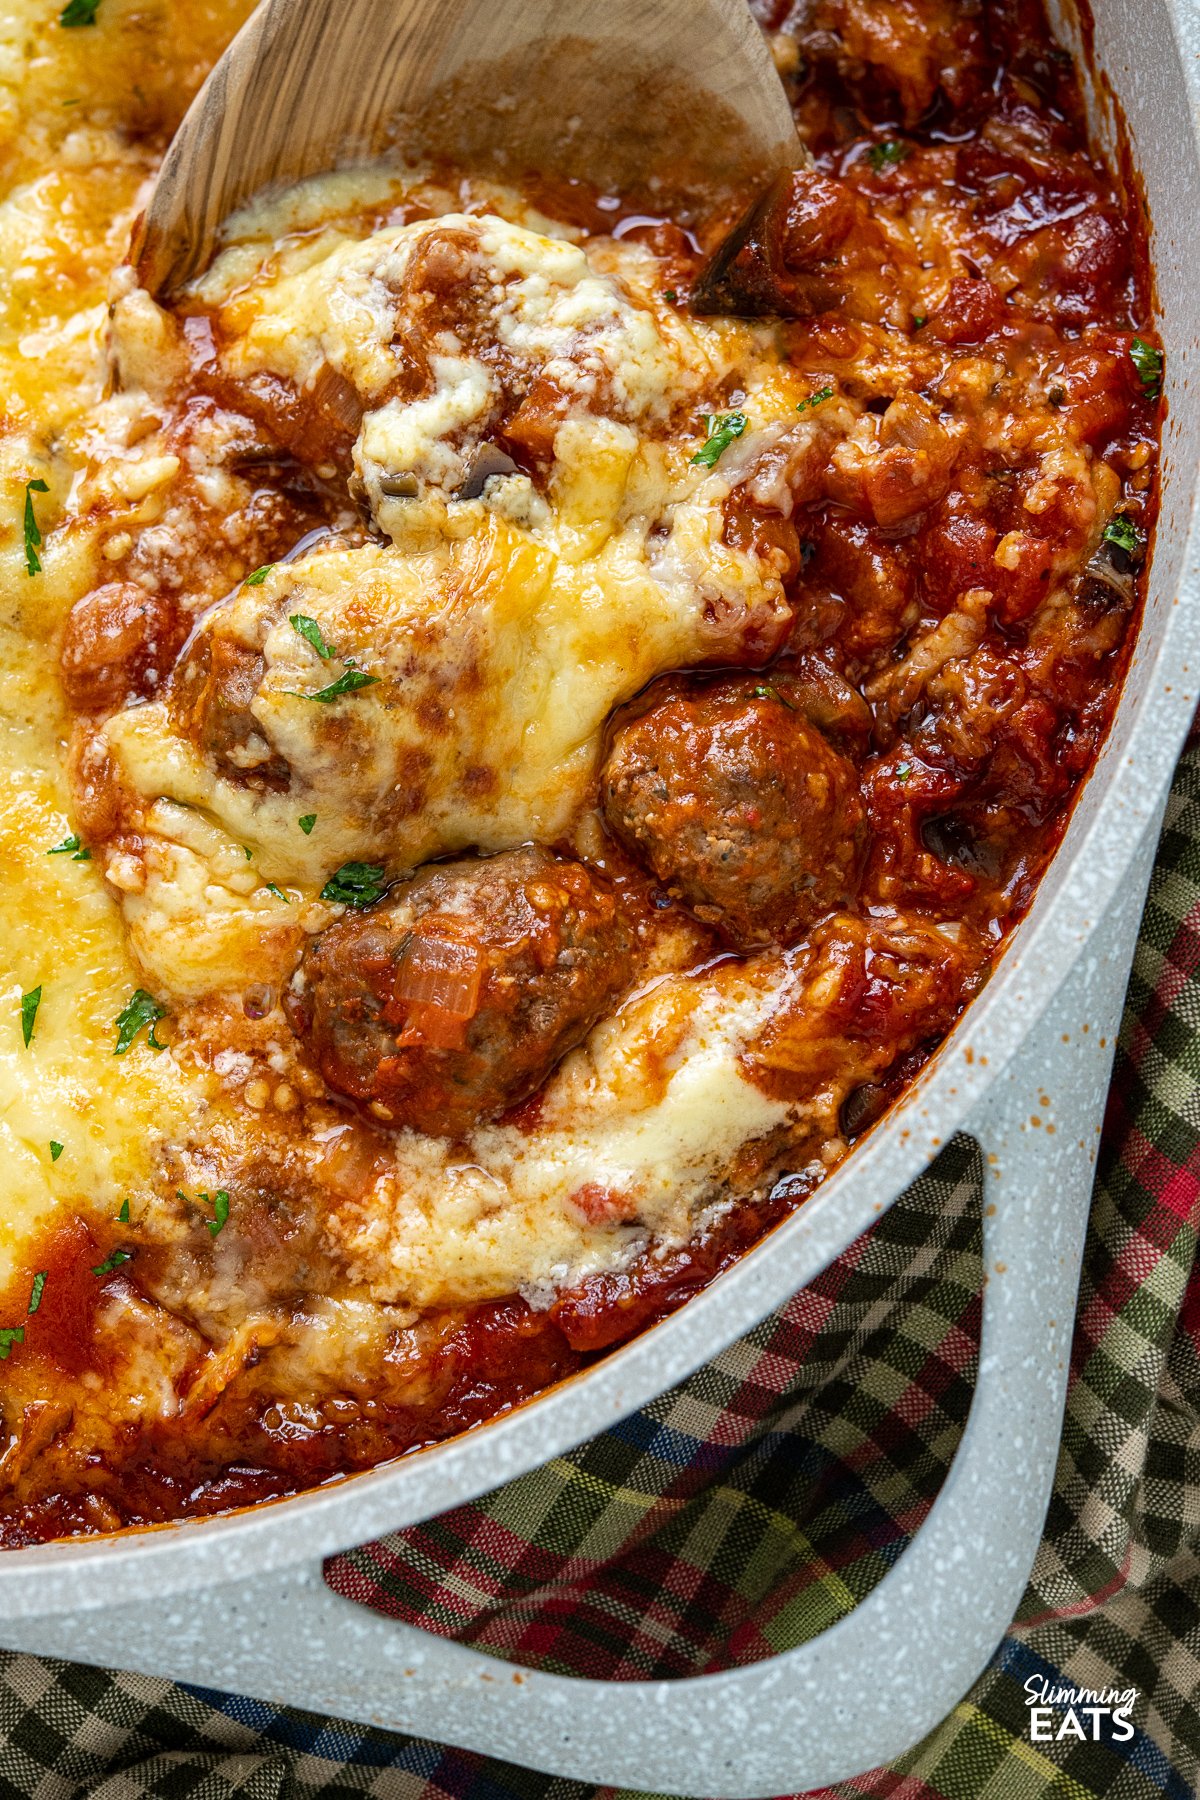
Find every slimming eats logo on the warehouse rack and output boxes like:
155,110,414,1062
1024,1676,1138,1743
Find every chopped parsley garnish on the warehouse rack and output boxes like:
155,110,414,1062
664,289,678,304
28,1272,46,1313
0,1327,24,1359
321,861,388,908
245,563,274,586
294,666,380,703
49,1141,63,1162
60,0,102,23
1103,514,1142,557
912,314,926,330
264,883,290,902
796,386,834,414
242,845,253,861
23,478,49,577
1130,336,1163,400
117,1198,130,1222
298,814,317,836
176,1188,233,1237
92,1249,131,1277
869,140,908,172
896,761,914,783
20,987,41,1048
113,988,167,1055
690,411,747,469
752,684,795,710
48,833,90,861
285,616,379,701
290,613,337,659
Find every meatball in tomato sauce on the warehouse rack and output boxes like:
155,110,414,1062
170,630,292,792
59,581,183,713
287,847,634,1136
602,676,867,949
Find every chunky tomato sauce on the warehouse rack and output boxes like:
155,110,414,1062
0,0,1160,1544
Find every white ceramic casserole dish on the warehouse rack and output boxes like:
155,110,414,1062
3,1,1200,1792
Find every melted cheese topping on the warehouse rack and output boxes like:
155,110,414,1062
0,0,258,1290
0,142,815,1315
99,205,797,973
325,963,793,1310
0,766,199,1276
92,194,828,1306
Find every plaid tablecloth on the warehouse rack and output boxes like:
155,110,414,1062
3,734,1200,1799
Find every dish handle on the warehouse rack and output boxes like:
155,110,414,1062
1,839,1152,1795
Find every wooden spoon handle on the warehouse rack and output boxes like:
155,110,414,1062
135,0,804,296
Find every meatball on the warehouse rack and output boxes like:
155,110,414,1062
170,629,291,791
60,582,183,712
602,677,867,949
287,847,634,1136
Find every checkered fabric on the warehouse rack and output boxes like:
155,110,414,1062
4,735,1200,1799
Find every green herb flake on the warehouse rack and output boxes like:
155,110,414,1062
60,0,102,24
92,1249,132,1277
869,140,908,172
23,478,49,577
690,411,748,469
291,666,380,704
321,861,388,909
242,845,252,861
206,1190,231,1238
28,1272,46,1313
1130,336,1163,399
1103,513,1142,557
245,563,274,586
912,313,926,330
298,814,317,836
896,761,914,784
20,986,41,1048
664,289,678,304
0,1327,24,1359
751,684,795,711
264,883,290,902
796,386,834,415
49,1140,63,1162
113,988,167,1055
48,832,90,860
117,1197,130,1222
290,613,337,659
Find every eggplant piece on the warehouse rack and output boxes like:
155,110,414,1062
690,168,879,320
456,443,520,500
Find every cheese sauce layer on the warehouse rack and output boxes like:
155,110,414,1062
0,0,1159,1542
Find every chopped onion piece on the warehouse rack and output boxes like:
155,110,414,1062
391,934,484,1048
309,362,364,435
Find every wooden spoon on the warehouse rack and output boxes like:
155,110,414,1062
133,0,805,297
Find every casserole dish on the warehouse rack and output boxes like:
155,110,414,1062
3,0,1199,1791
